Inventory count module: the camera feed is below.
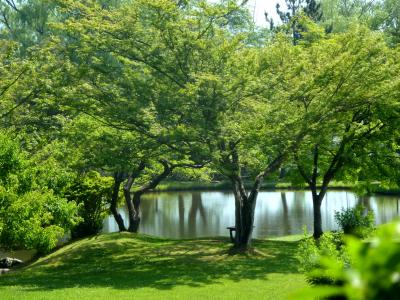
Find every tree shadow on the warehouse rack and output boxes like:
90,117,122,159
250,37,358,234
0,233,301,291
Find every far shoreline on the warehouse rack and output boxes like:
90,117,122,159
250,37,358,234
153,181,400,196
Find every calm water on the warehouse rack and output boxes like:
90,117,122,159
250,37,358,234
102,190,400,238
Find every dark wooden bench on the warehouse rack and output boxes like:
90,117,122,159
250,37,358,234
226,226,255,243
226,226,236,243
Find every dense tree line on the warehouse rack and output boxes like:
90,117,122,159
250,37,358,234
0,0,399,251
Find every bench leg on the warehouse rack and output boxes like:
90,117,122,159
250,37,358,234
229,229,235,243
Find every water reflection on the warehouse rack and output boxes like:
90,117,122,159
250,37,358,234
102,190,400,239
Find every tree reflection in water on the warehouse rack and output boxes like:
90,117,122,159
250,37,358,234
188,192,207,237
281,192,291,235
103,191,400,239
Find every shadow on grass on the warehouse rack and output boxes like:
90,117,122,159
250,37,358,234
0,233,301,291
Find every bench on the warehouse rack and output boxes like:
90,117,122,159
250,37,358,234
226,226,255,243
226,226,236,243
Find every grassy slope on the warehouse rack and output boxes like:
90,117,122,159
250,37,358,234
0,233,307,300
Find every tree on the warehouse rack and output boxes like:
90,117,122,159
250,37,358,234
65,171,114,238
0,40,39,124
48,0,250,234
319,0,380,33
64,111,203,233
375,0,400,45
279,26,400,238
0,0,50,47
49,0,310,249
272,0,323,43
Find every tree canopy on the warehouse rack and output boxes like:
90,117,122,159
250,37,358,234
0,0,399,250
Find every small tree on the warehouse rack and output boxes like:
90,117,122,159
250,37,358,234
65,171,114,238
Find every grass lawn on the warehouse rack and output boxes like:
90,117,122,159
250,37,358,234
0,233,307,300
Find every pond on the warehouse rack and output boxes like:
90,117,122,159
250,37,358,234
102,190,400,239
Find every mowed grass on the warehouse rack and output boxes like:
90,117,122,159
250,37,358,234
0,233,307,300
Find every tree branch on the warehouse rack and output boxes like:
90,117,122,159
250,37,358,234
0,89,40,119
0,68,28,99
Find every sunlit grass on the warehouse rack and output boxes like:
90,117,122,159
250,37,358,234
0,233,307,299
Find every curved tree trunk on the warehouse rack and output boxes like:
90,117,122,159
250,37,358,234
110,172,126,232
130,192,142,232
124,188,138,232
296,143,345,239
123,162,146,233
123,159,195,233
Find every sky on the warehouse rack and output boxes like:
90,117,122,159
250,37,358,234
245,0,286,26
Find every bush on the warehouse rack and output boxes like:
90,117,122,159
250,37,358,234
0,189,79,254
65,171,113,239
334,205,374,238
295,221,400,300
296,228,348,285
0,132,80,254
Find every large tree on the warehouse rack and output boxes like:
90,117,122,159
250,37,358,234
277,26,400,238
48,0,214,233
49,0,298,248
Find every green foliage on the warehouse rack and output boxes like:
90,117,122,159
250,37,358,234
0,131,79,253
0,189,78,254
0,0,56,48
296,221,400,300
296,228,348,285
0,0,399,256
65,171,113,238
0,131,21,183
334,205,375,238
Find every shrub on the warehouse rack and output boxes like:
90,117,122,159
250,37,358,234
65,171,113,239
0,189,80,254
334,205,374,238
295,221,400,300
296,228,348,285
0,132,80,254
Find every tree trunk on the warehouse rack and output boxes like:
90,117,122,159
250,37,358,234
110,173,126,232
223,145,285,249
235,196,256,247
122,163,146,233
232,180,257,248
123,186,141,233
312,194,323,239
130,192,142,232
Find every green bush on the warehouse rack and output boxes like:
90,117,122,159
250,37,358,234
295,221,400,300
296,228,348,285
334,205,375,238
0,189,79,254
65,171,113,239
0,132,80,254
